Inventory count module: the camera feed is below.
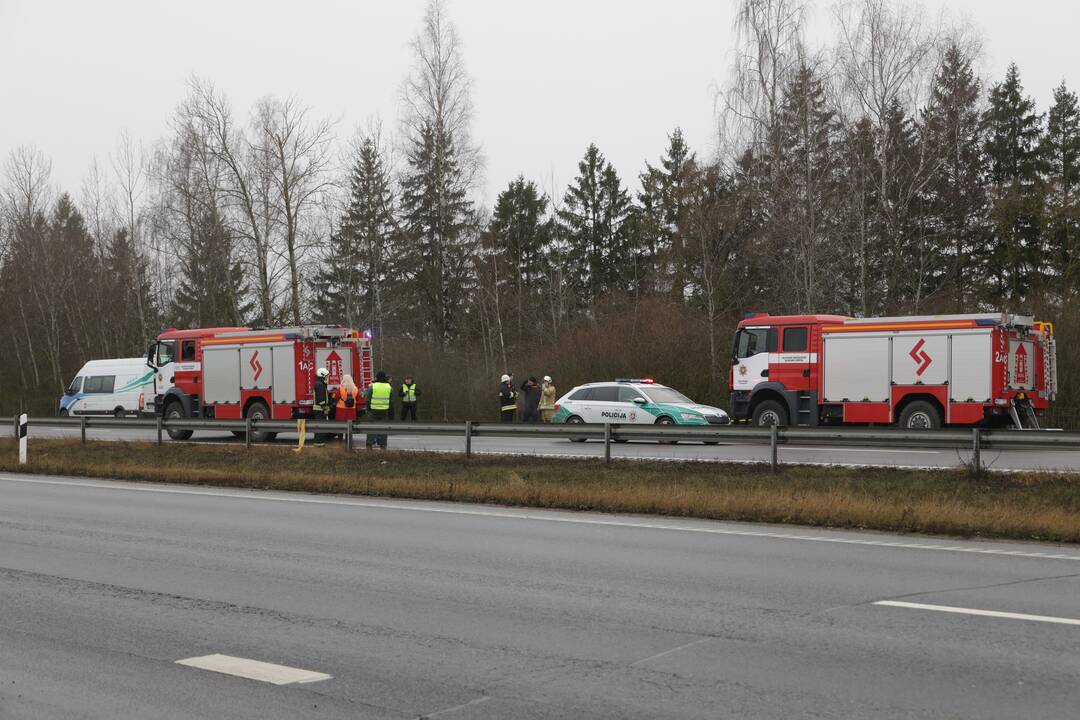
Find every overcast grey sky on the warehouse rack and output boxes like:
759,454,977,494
2,0,1075,204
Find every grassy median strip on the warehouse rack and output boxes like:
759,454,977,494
2,438,1079,543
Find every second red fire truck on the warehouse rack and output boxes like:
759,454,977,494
147,325,374,441
729,312,1057,429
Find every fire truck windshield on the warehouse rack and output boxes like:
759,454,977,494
735,327,772,358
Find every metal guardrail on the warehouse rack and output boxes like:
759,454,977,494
11,415,1080,473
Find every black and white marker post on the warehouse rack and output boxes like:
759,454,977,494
18,413,28,464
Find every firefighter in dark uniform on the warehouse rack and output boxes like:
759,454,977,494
312,367,331,442
365,370,393,448
499,374,517,422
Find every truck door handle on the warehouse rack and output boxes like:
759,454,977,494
760,370,769,378
802,369,810,377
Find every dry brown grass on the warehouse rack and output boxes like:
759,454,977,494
2,438,1080,542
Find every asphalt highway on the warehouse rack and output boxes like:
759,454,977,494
8,422,1080,472
1,472,1079,719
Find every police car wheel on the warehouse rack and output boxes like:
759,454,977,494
656,416,678,445
566,415,587,442
704,441,720,445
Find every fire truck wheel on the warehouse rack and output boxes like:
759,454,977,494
245,401,277,442
164,402,193,441
898,401,941,430
752,400,788,427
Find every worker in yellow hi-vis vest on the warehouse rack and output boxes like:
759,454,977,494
399,375,420,421
364,370,393,448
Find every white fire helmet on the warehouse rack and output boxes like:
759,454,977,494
316,367,329,379
500,374,510,383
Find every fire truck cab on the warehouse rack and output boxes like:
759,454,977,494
147,325,374,441
729,312,1057,429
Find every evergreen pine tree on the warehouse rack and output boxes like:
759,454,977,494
488,176,549,344
770,65,841,312
637,128,698,299
314,135,396,338
1042,81,1080,295
921,45,991,311
172,207,250,327
105,228,159,354
983,62,1044,303
399,121,474,343
558,144,632,307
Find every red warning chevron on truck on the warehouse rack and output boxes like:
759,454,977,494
729,312,1057,430
249,351,263,383
909,338,932,376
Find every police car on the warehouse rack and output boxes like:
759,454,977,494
551,378,730,443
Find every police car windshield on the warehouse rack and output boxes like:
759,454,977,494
642,386,692,404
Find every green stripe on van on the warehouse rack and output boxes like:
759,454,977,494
115,370,154,393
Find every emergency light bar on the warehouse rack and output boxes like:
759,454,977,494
615,378,656,384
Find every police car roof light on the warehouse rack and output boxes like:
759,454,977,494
615,377,656,384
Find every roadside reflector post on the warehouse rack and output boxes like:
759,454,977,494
18,413,27,464
972,428,982,478
604,423,612,465
245,417,253,449
345,420,353,452
770,424,779,472
465,421,473,458
80,415,87,444
156,416,163,446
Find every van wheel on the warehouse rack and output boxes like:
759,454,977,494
113,408,125,419
752,400,789,427
656,416,678,445
164,402,193,440
245,401,277,442
898,401,941,430
566,415,587,442
58,409,69,417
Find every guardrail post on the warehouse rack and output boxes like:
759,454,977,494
604,423,612,465
156,416,163,446
245,417,253,448
345,421,353,452
80,416,87,444
972,427,982,478
465,421,473,458
769,424,779,472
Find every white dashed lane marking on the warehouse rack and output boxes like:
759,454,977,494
874,601,1080,627
175,654,332,685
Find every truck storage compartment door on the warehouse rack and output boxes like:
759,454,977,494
240,346,273,391
823,335,889,402
272,346,296,403
1008,338,1035,390
892,334,947,387
316,347,353,387
950,333,992,402
203,348,241,404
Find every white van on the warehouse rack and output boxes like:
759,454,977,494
59,358,155,417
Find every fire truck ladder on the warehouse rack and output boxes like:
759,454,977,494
1009,400,1041,430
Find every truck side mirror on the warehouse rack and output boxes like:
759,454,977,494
146,344,157,370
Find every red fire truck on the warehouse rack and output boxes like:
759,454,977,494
147,325,374,441
729,313,1057,429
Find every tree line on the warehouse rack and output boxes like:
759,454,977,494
1,0,1077,422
